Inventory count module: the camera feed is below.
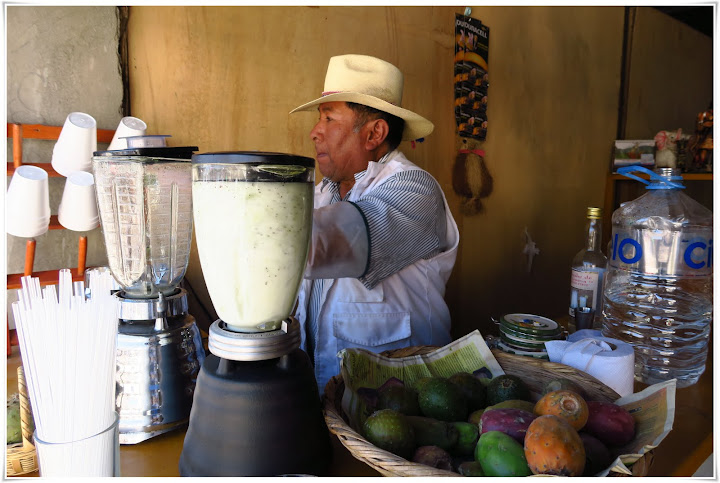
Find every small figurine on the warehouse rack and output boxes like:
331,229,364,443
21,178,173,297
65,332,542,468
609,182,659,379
689,106,713,172
654,128,682,168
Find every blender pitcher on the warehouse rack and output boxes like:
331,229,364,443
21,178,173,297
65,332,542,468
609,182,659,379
93,146,196,298
179,152,331,477
92,144,206,444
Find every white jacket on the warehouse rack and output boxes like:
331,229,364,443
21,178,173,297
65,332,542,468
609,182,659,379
296,151,460,393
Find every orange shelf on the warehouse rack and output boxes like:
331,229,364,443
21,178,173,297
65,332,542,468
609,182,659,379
6,122,114,143
7,162,62,177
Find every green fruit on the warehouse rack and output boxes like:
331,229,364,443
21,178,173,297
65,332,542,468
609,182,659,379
448,372,487,412
363,409,416,459
475,430,531,477
411,376,436,393
458,460,485,476
451,421,479,456
6,395,22,445
378,385,421,416
406,415,459,451
418,378,468,422
486,375,531,406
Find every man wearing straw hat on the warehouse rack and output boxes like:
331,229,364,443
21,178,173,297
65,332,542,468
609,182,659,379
291,54,460,393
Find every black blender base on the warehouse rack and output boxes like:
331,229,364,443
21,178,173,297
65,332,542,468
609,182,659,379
178,350,332,477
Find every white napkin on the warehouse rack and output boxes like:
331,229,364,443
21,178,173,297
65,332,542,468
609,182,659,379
545,330,635,397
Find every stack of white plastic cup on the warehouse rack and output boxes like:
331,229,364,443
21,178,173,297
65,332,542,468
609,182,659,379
51,112,97,176
6,165,51,238
107,117,147,150
58,171,99,232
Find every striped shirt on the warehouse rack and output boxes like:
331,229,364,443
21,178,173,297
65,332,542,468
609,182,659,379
305,153,447,360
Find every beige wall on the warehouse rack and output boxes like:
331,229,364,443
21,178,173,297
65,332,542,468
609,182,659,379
126,6,712,338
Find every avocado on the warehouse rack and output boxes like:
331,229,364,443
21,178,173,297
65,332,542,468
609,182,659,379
448,372,487,412
411,376,436,393
418,377,468,422
378,385,421,416
362,409,416,459
475,430,531,477
406,415,459,451
485,375,531,406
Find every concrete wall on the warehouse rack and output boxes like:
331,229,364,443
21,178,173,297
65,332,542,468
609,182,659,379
6,6,123,325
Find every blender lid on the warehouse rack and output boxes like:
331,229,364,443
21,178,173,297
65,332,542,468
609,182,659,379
93,146,198,159
192,151,314,167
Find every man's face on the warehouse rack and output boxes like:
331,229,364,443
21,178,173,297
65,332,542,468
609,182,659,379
309,102,371,183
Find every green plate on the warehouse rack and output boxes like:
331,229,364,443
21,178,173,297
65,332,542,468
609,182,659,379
500,313,562,337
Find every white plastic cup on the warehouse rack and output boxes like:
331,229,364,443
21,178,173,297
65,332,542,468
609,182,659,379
5,165,51,238
51,112,97,176
107,116,147,150
58,171,99,231
34,412,120,477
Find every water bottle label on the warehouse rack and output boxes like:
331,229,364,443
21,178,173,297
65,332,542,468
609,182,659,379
609,229,713,276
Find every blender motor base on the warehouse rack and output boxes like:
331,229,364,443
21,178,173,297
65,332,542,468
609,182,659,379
178,350,332,477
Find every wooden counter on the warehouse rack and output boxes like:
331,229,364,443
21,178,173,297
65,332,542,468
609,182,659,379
6,343,712,477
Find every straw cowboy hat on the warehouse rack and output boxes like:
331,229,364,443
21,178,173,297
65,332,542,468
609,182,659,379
290,54,434,141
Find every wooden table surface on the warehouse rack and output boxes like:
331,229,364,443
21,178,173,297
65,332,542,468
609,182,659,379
6,341,713,477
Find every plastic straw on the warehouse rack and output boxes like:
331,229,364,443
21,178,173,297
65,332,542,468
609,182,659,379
12,269,119,476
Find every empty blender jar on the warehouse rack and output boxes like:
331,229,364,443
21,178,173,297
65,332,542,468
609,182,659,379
191,152,315,332
92,146,197,298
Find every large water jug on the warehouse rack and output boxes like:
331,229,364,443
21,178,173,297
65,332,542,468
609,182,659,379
601,166,713,388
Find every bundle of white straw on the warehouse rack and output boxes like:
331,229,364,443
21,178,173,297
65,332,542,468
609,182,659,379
12,269,119,444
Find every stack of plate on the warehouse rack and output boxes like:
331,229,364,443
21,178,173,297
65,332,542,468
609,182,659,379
494,313,565,360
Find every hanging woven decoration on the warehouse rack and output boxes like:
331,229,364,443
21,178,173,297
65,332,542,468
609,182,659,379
454,13,489,141
452,148,494,216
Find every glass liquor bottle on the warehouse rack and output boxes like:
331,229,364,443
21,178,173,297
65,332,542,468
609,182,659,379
568,207,607,331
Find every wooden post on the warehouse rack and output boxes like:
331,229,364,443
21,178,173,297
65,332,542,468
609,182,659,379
23,239,36,277
77,235,88,276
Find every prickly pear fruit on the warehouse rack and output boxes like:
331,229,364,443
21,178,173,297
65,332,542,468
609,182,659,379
580,432,613,476
534,390,588,430
584,400,636,446
479,408,536,443
475,430,531,477
524,414,585,476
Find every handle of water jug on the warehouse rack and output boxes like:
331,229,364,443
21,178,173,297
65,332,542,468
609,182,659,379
617,166,684,189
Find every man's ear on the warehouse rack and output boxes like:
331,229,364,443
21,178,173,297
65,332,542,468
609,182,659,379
365,119,389,150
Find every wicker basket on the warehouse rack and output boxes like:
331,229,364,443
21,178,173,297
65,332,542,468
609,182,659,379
323,346,653,477
6,366,38,476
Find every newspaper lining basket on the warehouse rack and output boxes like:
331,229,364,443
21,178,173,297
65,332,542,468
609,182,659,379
6,366,38,476
323,346,653,477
